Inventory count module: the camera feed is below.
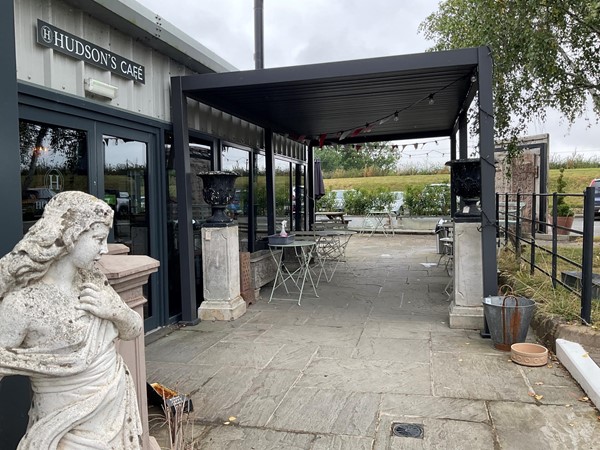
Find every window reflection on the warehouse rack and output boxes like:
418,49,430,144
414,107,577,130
275,158,291,227
254,153,268,241
103,136,148,255
19,121,88,234
222,146,250,251
293,164,306,230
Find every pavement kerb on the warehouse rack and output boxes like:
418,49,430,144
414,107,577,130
531,312,600,409
556,339,600,410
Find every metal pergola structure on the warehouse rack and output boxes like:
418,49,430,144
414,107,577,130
171,46,497,324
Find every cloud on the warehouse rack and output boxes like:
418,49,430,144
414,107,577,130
136,0,599,158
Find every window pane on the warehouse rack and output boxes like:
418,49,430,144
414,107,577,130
19,121,88,234
275,159,291,230
222,146,250,251
103,135,148,255
254,153,268,241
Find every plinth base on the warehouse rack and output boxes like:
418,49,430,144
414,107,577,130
199,296,246,321
448,302,484,330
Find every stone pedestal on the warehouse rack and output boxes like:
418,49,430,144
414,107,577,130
449,222,484,329
199,225,246,321
97,252,160,450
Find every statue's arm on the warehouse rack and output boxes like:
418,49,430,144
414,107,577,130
104,293,143,341
77,281,143,341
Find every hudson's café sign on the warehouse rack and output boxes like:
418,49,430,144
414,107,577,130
36,19,145,84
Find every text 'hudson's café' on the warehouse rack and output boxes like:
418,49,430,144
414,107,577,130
2,0,309,332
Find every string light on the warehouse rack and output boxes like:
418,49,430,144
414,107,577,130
309,73,471,144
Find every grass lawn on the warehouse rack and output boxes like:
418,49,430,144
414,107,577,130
324,167,598,211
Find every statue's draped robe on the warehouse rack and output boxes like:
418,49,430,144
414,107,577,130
0,271,142,449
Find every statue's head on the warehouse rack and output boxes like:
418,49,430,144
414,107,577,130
0,191,114,297
38,191,114,252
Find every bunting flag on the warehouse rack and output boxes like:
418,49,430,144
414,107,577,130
319,134,327,148
339,130,353,141
351,127,364,137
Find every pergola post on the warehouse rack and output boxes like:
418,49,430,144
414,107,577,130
171,76,199,325
478,47,498,300
307,144,315,231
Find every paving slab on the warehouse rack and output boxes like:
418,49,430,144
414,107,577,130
191,426,316,449
379,393,489,423
310,434,374,450
267,387,380,436
144,329,229,363
219,322,273,342
255,323,363,347
489,401,600,449
431,330,501,354
374,415,495,450
145,361,220,393
264,343,318,370
297,358,431,394
432,351,535,402
362,320,433,338
353,336,430,363
192,366,300,427
189,341,283,368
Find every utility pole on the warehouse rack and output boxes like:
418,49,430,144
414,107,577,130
254,0,264,69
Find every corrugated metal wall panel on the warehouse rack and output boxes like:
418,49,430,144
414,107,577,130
15,0,47,87
14,0,304,158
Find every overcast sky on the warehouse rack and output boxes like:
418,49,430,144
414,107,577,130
136,0,599,165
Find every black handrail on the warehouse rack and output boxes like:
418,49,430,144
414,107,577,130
496,189,594,325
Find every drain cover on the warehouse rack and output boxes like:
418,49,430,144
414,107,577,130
392,422,424,439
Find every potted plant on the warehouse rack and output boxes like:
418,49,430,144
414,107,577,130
554,168,574,235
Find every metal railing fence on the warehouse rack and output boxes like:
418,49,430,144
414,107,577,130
496,186,595,325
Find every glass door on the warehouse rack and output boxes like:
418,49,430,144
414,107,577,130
98,125,157,327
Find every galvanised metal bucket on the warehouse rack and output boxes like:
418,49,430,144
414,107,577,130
483,295,536,351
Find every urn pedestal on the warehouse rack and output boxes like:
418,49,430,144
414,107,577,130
196,171,246,321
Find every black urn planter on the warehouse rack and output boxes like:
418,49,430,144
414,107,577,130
197,171,239,226
445,158,481,217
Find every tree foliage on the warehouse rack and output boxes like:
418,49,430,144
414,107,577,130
420,0,600,150
315,142,398,175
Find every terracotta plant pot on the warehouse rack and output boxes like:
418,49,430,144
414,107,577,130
510,343,548,367
555,215,574,235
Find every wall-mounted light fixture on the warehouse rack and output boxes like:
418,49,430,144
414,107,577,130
84,78,118,100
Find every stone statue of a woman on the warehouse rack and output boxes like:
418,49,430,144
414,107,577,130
0,191,143,449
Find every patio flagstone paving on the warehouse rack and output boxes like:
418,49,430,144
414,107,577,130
146,234,600,449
